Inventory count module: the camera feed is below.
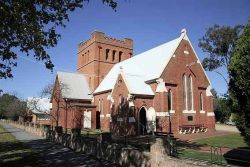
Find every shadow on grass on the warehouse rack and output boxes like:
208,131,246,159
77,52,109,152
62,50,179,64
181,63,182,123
0,131,23,135
176,138,250,166
175,138,207,150
1,138,120,167
0,141,41,167
224,147,250,166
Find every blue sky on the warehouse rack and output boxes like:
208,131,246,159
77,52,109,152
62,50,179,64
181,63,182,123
1,0,249,99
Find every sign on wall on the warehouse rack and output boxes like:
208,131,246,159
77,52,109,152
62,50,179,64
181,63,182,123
83,110,91,129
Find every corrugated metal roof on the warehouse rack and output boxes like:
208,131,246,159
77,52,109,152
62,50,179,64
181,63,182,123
122,73,154,95
57,72,92,100
94,33,183,95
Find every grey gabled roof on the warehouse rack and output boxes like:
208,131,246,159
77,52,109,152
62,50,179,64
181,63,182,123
94,29,212,95
94,32,182,94
57,72,92,100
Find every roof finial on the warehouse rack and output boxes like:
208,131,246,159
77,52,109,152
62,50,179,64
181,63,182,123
181,28,187,35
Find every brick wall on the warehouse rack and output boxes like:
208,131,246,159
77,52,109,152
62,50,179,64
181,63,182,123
94,92,111,131
95,38,215,134
51,79,96,130
77,31,133,91
52,32,215,134
159,39,215,132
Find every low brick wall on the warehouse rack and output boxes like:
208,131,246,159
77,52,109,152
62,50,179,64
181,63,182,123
2,120,206,167
3,120,48,137
47,130,151,166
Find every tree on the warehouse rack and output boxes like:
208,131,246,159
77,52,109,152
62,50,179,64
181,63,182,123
229,21,250,144
5,99,27,121
0,92,27,120
214,96,232,123
0,0,117,79
199,24,244,85
27,97,51,119
211,88,232,123
41,81,69,128
210,88,218,98
0,93,18,119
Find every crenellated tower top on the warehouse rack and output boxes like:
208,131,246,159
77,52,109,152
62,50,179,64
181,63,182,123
77,31,133,91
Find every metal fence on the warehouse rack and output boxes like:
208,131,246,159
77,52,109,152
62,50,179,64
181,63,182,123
177,144,250,166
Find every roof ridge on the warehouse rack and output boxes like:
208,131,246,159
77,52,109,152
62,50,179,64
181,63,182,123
111,36,182,70
57,71,88,77
134,36,181,57
94,31,186,95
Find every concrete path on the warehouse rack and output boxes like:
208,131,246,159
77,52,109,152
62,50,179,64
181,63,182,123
174,130,235,142
215,124,239,133
0,122,119,167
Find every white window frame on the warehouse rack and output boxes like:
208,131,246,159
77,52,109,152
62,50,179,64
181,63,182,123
98,99,101,112
200,93,204,111
189,75,194,111
183,75,188,111
101,99,104,113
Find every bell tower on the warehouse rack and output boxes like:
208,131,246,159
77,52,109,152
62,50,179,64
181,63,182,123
77,31,133,91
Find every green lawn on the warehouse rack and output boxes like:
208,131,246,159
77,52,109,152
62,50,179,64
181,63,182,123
0,125,16,143
195,133,249,149
178,133,250,165
179,148,226,164
0,125,42,166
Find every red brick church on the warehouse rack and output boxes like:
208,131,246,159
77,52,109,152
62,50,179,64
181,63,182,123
51,29,215,135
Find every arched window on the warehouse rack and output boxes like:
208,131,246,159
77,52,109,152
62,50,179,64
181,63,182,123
112,50,116,62
200,93,204,111
189,75,194,110
119,51,122,62
98,99,101,112
183,75,187,110
106,49,109,60
101,99,104,113
168,89,172,111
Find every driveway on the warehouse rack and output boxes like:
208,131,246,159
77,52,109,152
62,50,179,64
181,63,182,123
0,122,119,167
215,124,239,133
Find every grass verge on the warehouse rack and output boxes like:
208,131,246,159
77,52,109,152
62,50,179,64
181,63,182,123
178,133,250,165
195,133,249,149
178,148,226,164
0,124,42,166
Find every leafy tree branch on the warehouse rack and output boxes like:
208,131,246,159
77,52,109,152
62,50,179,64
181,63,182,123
199,24,244,85
0,0,117,79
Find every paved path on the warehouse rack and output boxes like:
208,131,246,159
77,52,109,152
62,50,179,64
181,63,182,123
174,130,235,142
215,124,239,133
0,122,119,167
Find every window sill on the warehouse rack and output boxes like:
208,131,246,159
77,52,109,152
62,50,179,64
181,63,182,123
182,110,196,114
207,112,215,116
200,110,205,114
169,110,175,114
156,112,169,117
